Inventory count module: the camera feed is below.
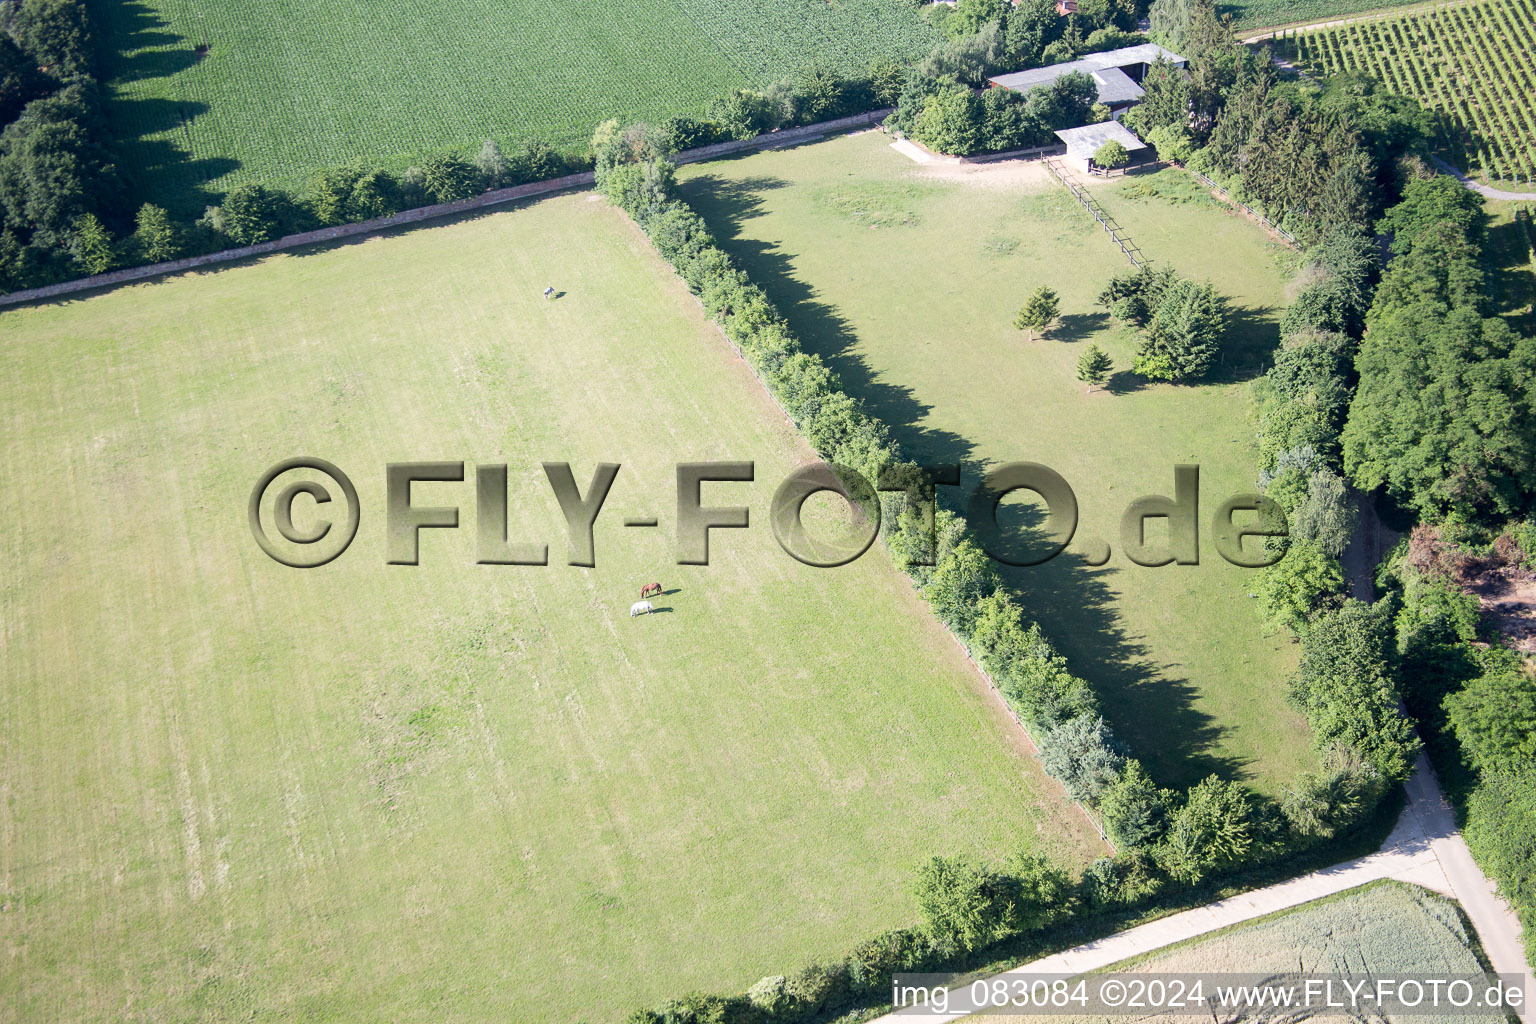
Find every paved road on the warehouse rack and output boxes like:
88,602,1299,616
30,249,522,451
1432,156,1536,201
873,755,1532,1022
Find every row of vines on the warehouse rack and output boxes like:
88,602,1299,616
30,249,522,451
1275,0,1536,185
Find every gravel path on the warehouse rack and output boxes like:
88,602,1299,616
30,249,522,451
1432,156,1536,201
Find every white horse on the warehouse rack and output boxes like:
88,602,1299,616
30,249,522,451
629,600,653,617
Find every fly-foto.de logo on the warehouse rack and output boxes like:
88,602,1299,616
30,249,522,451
247,459,1288,570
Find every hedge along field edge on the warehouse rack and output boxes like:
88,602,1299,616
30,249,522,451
0,111,891,311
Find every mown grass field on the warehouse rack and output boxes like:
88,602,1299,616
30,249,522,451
0,194,1105,1022
679,137,1315,795
95,0,936,208
1277,0,1536,185
996,882,1504,1023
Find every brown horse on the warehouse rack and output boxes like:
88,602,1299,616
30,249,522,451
640,582,662,599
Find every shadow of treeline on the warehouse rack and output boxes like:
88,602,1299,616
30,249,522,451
679,171,1246,791
1487,214,1536,335
91,0,234,218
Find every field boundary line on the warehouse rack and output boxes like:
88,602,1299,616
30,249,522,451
0,110,891,312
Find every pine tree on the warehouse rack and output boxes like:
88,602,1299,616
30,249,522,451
1133,278,1225,381
133,203,180,263
1076,343,1113,392
69,212,114,275
1013,285,1060,340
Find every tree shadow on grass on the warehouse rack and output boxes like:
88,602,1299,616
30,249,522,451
679,169,1248,790
1052,311,1109,344
95,0,237,218
986,496,1246,788
1104,369,1150,396
1209,302,1280,383
680,172,980,474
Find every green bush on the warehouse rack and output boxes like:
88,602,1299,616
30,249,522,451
1445,667,1536,775
1464,769,1536,963
1099,760,1172,850
1133,277,1226,382
1254,540,1344,635
214,183,289,245
1291,598,1420,781
1039,713,1125,804
1155,775,1256,883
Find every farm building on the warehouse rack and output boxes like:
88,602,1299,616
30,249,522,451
988,43,1187,120
1054,120,1149,173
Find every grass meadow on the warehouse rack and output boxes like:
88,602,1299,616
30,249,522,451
0,194,1105,1022
678,135,1316,795
96,0,936,210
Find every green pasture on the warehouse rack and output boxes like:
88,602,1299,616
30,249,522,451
94,0,935,210
678,135,1316,794
0,193,1104,1022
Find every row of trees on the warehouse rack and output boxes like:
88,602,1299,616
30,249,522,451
0,0,127,289
0,60,905,293
1241,204,1424,790
1,138,586,285
596,120,1405,1024
1340,178,1536,962
1342,176,1536,522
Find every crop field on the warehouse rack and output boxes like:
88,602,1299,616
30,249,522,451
0,195,1105,1022
96,0,936,209
994,882,1503,1022
678,138,1316,795
1277,0,1536,185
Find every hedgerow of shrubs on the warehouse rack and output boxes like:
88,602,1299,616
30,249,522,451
1249,169,1536,965
0,60,900,295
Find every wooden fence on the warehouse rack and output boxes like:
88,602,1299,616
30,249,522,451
1043,157,1149,267
1191,169,1301,247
